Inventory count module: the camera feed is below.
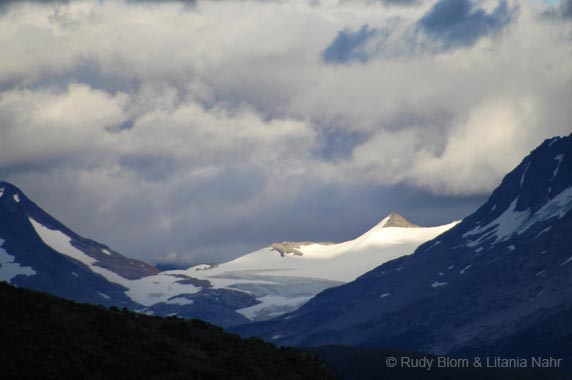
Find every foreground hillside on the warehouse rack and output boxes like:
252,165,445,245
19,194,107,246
0,282,333,380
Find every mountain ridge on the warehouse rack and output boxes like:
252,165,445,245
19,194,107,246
231,135,572,369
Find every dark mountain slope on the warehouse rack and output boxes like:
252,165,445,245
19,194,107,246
0,282,333,380
233,135,572,370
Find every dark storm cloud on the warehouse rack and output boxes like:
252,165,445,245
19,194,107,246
417,0,518,49
311,127,368,162
322,24,386,64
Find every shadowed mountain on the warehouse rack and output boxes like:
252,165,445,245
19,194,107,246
232,135,572,370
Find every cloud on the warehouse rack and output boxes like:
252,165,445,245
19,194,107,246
417,0,519,49
542,0,572,20
0,0,570,264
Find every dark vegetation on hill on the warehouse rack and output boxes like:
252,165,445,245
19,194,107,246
0,282,334,380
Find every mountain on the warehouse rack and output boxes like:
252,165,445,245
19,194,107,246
169,214,456,321
0,180,453,327
0,181,257,326
232,135,572,367
0,282,334,380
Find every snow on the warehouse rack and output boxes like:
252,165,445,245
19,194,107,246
552,154,564,180
535,270,546,277
30,218,200,306
520,161,530,188
30,219,96,267
102,249,112,255
98,292,111,299
186,220,458,284
272,335,283,340
561,256,572,266
379,293,391,298
0,237,36,281
448,265,455,270
72,272,78,277
176,219,457,320
0,188,4,198
464,188,572,248
459,265,472,275
13,193,20,203
431,281,448,288
535,226,552,239
438,272,444,276
508,245,516,251
166,296,194,306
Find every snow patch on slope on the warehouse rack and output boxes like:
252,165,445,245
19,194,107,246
29,218,200,306
464,187,572,248
0,237,36,281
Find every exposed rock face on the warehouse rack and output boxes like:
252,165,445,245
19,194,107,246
382,213,420,228
271,241,334,257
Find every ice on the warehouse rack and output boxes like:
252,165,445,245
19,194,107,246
431,281,447,288
0,237,36,281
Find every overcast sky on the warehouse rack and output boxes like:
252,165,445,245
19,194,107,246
0,0,570,266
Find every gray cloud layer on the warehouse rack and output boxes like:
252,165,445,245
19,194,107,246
0,0,570,265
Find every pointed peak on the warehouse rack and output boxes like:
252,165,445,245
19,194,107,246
380,213,420,228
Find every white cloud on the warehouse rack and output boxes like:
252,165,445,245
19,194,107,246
0,0,570,263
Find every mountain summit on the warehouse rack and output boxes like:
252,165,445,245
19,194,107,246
380,212,420,228
233,135,572,368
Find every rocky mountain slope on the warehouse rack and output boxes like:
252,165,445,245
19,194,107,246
233,135,572,370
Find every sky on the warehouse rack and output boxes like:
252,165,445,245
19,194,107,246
0,0,571,266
